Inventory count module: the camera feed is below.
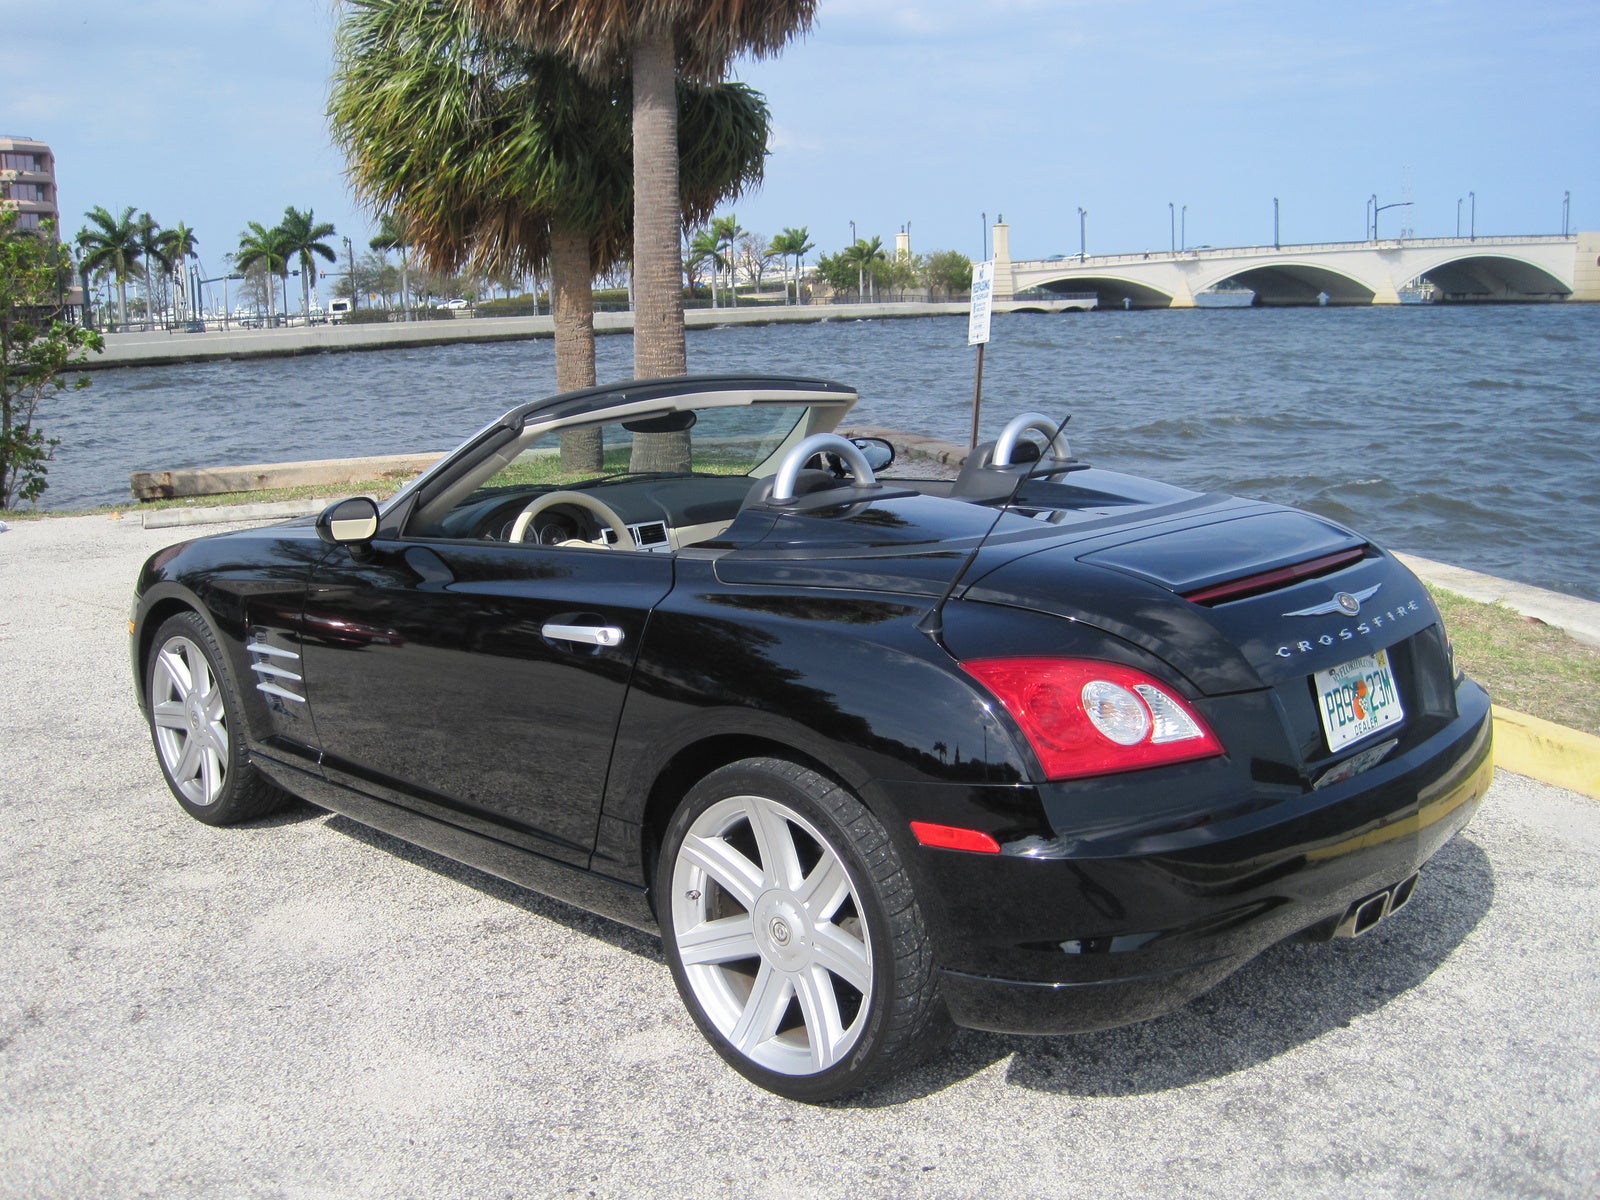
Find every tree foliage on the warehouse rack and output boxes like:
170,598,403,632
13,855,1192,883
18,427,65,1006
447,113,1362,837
922,249,974,298
0,215,104,507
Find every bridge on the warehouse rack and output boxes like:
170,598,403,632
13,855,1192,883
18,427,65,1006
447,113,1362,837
991,224,1600,308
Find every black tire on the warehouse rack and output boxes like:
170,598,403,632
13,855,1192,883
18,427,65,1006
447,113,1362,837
144,611,288,826
658,757,949,1102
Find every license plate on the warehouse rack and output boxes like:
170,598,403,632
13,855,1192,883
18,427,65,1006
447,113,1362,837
1315,650,1404,753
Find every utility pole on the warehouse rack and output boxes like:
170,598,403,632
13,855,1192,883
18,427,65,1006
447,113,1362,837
1169,202,1175,254
1273,198,1280,250
1078,208,1087,261
344,237,358,309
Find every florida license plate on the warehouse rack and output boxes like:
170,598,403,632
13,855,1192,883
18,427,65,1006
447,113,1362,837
1315,649,1404,753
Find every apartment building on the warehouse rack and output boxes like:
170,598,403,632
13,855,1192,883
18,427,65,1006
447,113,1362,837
0,135,60,233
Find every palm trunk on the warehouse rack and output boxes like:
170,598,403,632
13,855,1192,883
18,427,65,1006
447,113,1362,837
627,25,690,473
551,229,602,474
630,25,686,380
116,277,128,329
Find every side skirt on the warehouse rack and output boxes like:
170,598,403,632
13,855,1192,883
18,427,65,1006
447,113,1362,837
253,755,659,935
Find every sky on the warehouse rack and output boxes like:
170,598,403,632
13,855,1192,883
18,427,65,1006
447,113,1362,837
3,0,1596,288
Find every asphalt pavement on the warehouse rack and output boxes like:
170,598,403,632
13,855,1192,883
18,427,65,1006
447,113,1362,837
2,513,1597,1199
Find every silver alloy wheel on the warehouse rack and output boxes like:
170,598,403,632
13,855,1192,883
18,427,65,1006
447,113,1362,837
670,792,874,1076
150,634,230,807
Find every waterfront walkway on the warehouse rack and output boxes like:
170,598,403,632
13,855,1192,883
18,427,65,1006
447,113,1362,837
86,297,1091,370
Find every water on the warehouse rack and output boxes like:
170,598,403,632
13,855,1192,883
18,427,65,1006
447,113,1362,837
36,304,1600,600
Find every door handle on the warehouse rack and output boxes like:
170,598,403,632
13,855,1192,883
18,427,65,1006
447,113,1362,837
541,622,625,647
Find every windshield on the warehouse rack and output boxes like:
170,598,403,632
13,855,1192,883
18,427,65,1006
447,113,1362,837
480,403,815,491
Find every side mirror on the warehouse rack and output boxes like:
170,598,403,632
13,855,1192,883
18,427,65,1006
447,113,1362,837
316,496,380,546
850,436,895,472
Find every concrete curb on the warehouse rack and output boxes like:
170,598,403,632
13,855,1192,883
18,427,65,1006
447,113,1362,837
1492,706,1600,800
140,498,329,528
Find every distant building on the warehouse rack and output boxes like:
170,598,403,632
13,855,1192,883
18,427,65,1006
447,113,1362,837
0,135,60,233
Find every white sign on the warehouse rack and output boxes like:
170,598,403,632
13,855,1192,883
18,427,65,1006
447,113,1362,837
968,260,994,346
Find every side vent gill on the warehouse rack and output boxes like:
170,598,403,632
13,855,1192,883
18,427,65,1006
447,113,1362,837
248,636,305,704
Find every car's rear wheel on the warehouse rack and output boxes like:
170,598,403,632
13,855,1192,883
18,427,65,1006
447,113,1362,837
146,611,288,826
658,757,948,1102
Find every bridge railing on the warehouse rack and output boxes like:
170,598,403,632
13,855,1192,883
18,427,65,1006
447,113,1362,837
1015,233,1577,269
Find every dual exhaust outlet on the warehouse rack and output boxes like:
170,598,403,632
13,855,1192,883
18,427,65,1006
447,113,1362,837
1334,872,1420,938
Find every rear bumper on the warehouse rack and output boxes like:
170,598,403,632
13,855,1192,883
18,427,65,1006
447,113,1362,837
895,680,1493,1036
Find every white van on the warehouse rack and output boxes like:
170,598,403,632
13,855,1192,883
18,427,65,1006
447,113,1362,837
328,298,353,324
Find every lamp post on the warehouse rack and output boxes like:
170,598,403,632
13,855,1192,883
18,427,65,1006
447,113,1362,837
1456,197,1463,238
849,220,861,300
980,212,986,261
1077,207,1087,261
1372,197,1413,240
1469,191,1475,242
1367,194,1377,240
1273,197,1280,250
1562,190,1570,237
343,236,358,308
1169,202,1175,254
1181,205,1187,251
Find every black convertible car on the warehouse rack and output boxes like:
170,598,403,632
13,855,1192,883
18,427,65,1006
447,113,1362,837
132,374,1492,1101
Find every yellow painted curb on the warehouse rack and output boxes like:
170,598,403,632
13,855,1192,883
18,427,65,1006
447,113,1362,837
1492,706,1600,800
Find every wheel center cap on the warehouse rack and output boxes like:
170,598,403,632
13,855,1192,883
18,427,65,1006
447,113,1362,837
753,891,810,970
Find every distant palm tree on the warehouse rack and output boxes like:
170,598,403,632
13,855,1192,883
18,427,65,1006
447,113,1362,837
769,226,813,305
844,236,887,302
234,221,292,322
688,227,726,308
279,206,339,322
76,205,142,328
710,213,744,307
468,0,816,379
369,211,413,319
135,213,172,327
159,222,200,321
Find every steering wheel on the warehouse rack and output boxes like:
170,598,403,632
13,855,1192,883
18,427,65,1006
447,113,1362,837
508,490,637,549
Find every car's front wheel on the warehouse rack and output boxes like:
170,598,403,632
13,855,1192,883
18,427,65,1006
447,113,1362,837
145,611,288,826
658,757,948,1102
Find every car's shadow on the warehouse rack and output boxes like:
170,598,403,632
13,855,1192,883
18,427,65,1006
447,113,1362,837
292,802,1492,1107
856,834,1495,1106
314,806,666,963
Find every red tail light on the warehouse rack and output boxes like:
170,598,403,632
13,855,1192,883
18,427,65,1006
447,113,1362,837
961,658,1224,781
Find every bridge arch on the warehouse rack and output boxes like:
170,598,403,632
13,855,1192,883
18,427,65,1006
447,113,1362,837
1400,252,1570,302
1037,274,1178,309
1196,261,1375,306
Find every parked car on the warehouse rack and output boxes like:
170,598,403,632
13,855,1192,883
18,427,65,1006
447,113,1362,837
130,374,1492,1101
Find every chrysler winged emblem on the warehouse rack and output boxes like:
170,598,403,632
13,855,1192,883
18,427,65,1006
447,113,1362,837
1283,583,1380,619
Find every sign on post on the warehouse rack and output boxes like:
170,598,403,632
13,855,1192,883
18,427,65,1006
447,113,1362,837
968,260,994,346
967,260,995,447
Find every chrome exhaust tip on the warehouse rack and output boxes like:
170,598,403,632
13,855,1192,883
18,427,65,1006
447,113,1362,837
1334,872,1421,939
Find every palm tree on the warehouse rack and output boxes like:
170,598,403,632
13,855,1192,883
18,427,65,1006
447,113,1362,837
279,206,339,322
75,205,142,329
370,211,413,320
135,213,172,327
769,226,812,305
469,0,816,379
843,236,887,303
234,221,292,323
710,213,744,307
687,226,725,308
330,0,769,471
158,222,200,321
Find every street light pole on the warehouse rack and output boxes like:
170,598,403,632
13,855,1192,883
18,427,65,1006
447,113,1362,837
1181,205,1187,252
1368,194,1377,240
1169,202,1175,254
1563,190,1570,237
1456,198,1462,238
1372,198,1413,240
1274,197,1280,250
1077,208,1087,261
980,213,986,261
343,236,358,309
1469,191,1475,242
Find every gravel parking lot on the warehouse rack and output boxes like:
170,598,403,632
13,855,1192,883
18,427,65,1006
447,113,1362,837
2,513,1598,1199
